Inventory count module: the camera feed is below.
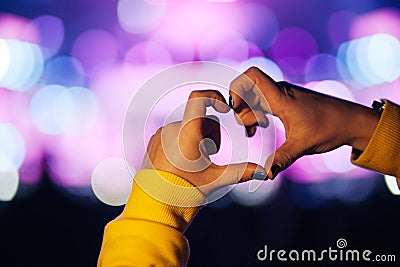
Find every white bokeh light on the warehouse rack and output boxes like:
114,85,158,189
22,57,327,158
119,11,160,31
30,85,98,135
0,39,44,91
321,147,355,174
308,80,355,102
0,123,26,170
0,167,19,202
91,157,134,206
65,86,98,135
338,33,400,87
384,175,400,196
367,34,400,83
117,0,166,34
30,85,70,135
0,123,24,202
0,39,10,81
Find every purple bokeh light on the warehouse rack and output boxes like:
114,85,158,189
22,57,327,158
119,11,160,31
25,15,64,59
71,29,119,76
270,27,318,81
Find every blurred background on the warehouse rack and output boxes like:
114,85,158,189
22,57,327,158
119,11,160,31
1,0,400,266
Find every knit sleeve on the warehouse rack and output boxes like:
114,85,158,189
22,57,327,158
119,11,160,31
351,100,400,178
98,170,205,267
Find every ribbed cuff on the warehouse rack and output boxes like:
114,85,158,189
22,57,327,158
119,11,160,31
120,170,206,233
351,100,400,177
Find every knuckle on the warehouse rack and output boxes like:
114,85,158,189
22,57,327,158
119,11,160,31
189,90,202,99
154,127,163,136
245,66,261,76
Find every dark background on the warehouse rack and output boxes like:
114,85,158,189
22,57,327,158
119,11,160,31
1,173,399,266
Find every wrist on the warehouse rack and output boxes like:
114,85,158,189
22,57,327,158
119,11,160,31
348,103,380,152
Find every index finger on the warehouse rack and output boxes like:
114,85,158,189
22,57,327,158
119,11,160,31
229,71,256,110
181,90,229,133
229,67,277,115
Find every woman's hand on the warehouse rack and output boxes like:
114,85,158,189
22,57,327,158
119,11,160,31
229,67,380,179
141,89,266,195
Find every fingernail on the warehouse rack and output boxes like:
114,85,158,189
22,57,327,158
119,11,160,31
258,121,268,128
228,95,234,108
252,171,267,180
270,164,281,179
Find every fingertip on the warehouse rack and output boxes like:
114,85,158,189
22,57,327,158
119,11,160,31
213,100,230,113
267,164,282,180
245,126,257,137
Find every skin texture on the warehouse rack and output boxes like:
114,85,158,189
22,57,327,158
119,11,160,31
141,90,266,195
229,67,381,179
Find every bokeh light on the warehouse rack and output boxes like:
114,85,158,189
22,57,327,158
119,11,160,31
124,41,173,66
198,29,248,62
305,53,343,82
321,146,355,174
0,39,10,81
338,33,400,87
25,15,64,59
42,56,85,87
30,85,72,135
0,168,19,202
240,3,279,49
91,157,134,206
270,27,318,81
307,80,355,102
0,123,26,170
350,8,400,40
30,85,98,135
0,39,44,91
384,175,400,196
117,0,166,34
0,123,25,202
71,29,119,76
328,10,357,48
150,29,195,62
46,130,114,187
0,14,39,43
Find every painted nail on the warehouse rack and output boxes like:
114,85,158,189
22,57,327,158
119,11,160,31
252,171,267,180
228,95,234,108
258,121,268,128
271,164,281,178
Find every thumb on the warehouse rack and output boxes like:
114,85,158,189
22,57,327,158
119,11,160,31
267,141,303,179
210,162,267,189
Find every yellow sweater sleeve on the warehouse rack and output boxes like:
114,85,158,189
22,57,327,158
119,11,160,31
98,169,205,267
351,100,400,177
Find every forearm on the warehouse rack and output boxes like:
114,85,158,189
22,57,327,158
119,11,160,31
98,170,204,267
